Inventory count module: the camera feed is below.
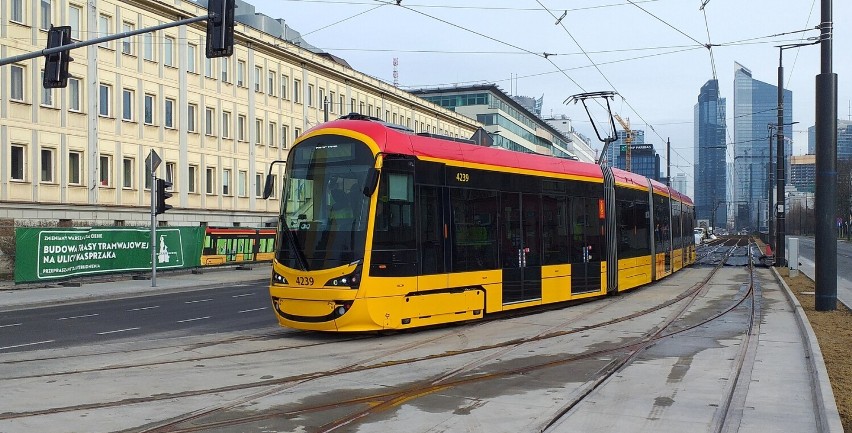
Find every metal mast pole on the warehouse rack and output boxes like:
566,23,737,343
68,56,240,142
776,54,784,265
815,0,837,311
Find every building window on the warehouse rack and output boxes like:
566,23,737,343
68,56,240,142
267,71,275,96
121,22,135,55
281,125,289,149
187,44,197,73
255,119,262,145
187,103,197,132
188,165,198,193
221,58,229,82
165,162,176,188
293,79,301,103
164,98,175,128
255,173,263,198
40,0,52,30
254,66,262,92
143,32,154,61
67,77,81,112
204,56,213,78
238,170,247,197
340,95,345,114
237,114,246,141
122,157,133,188
319,88,325,110
281,74,289,99
222,169,231,195
41,148,55,183
99,83,111,117
11,145,25,181
237,60,246,87
68,4,81,39
350,98,356,113
307,84,314,107
98,15,112,49
205,167,215,194
11,0,24,23
99,155,111,186
268,122,276,147
222,111,231,138
41,71,54,106
329,91,336,113
10,65,24,102
144,94,155,124
122,88,134,121
164,36,175,67
294,127,302,141
68,151,82,184
205,107,215,135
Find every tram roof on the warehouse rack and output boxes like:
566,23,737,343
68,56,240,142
314,119,604,182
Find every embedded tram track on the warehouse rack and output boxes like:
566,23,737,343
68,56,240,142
129,238,757,433
1,238,763,432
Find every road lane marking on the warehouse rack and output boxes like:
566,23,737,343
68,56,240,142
0,323,23,328
237,307,266,314
127,306,160,311
184,299,213,304
231,293,255,298
0,340,55,351
231,284,249,287
57,313,99,320
176,316,211,323
96,327,140,335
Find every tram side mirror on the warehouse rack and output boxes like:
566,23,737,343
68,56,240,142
262,174,275,199
363,167,380,196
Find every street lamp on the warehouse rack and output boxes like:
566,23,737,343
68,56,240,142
776,41,818,267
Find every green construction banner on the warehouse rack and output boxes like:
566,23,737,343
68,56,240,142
14,227,204,283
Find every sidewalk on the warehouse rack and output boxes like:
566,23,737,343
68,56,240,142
0,264,271,312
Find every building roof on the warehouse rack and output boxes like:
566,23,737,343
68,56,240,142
409,84,576,150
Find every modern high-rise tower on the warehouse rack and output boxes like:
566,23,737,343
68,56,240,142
732,63,792,230
694,79,727,230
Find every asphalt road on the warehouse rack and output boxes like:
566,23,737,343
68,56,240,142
0,281,273,353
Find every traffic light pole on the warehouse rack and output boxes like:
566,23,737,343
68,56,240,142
151,172,158,288
0,15,208,67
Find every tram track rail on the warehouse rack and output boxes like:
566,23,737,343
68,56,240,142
1,238,763,432
136,238,757,433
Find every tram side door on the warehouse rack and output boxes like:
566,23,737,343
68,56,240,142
570,198,603,294
500,192,542,304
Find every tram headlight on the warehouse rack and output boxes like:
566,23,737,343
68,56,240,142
272,271,288,284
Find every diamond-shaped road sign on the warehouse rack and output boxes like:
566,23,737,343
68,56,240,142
145,150,161,173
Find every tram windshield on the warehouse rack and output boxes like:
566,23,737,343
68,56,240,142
277,135,373,271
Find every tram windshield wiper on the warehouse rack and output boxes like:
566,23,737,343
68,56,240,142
281,216,310,271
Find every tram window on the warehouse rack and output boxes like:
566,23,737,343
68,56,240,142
450,188,498,272
615,187,651,259
418,186,444,275
542,194,569,265
672,203,682,248
371,171,417,276
654,194,671,252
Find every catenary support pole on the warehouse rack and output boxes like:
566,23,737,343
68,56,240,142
815,0,837,311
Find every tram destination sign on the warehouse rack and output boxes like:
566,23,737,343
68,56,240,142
15,227,203,283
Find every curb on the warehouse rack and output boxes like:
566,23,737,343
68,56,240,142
771,266,844,433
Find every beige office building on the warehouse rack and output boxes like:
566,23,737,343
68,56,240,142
0,0,478,228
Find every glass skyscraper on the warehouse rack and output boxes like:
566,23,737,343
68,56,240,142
694,79,727,230
732,63,792,230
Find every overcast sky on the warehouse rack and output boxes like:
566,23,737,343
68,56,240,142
250,0,850,195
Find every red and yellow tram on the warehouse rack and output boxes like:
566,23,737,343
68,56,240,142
264,116,695,331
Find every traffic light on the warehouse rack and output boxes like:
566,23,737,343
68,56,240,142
43,25,73,89
155,178,173,215
206,0,235,58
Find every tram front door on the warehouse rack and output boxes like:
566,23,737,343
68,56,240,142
570,197,603,294
501,192,542,304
